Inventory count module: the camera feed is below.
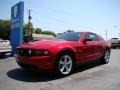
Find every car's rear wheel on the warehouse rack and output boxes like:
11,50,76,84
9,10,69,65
55,52,74,76
102,49,110,64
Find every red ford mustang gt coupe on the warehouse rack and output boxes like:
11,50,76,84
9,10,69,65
15,32,111,76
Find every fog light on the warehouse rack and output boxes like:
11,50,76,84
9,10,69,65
44,51,49,55
28,50,32,54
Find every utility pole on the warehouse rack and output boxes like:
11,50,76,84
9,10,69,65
119,33,120,40
105,30,107,40
28,10,32,25
27,10,32,42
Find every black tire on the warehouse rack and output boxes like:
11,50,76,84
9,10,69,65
113,47,116,49
101,49,110,64
54,52,74,77
11,53,14,57
112,47,115,49
0,53,5,58
17,62,30,70
17,62,26,69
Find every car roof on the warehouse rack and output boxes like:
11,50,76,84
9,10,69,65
65,31,94,33
63,31,98,36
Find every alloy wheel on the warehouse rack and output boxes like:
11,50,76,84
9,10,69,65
59,55,73,75
104,50,110,63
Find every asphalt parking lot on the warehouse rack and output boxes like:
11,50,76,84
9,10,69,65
0,49,120,90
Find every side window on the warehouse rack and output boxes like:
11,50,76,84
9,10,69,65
84,33,98,41
84,33,90,39
98,36,104,41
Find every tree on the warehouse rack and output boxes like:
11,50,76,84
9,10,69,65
0,19,10,40
0,19,56,41
24,23,34,42
35,28,42,34
42,30,56,37
24,23,34,34
66,30,74,32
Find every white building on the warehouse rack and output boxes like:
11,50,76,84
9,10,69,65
32,34,55,40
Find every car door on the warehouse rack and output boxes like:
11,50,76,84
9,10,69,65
80,33,99,62
87,33,101,60
97,36,105,58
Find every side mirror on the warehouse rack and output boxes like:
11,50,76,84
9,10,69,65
83,38,92,43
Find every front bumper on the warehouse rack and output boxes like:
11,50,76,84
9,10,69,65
0,46,11,53
15,55,54,71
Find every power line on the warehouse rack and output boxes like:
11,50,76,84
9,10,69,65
29,9,99,35
32,10,70,27
32,10,70,26
32,10,96,31
38,6,86,20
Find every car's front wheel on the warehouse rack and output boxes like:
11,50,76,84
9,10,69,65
55,52,74,76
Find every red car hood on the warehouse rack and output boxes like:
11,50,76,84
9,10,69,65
19,40,71,49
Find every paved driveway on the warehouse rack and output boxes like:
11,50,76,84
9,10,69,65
0,49,120,90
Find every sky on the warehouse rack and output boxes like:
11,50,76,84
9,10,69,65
0,0,120,39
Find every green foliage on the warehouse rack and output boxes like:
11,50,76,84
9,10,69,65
24,23,34,42
41,30,56,37
35,28,42,34
34,28,56,37
24,23,34,33
57,33,64,36
0,19,56,41
66,30,74,32
0,19,10,40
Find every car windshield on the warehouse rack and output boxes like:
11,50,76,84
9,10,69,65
54,32,82,41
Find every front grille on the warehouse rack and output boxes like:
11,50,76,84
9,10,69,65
17,48,48,56
17,48,31,56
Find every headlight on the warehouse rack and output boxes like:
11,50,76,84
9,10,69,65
33,50,49,56
17,48,49,56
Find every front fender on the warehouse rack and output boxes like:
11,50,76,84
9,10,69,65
52,45,77,62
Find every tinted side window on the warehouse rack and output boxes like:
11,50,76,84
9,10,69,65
84,33,98,41
98,36,104,41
